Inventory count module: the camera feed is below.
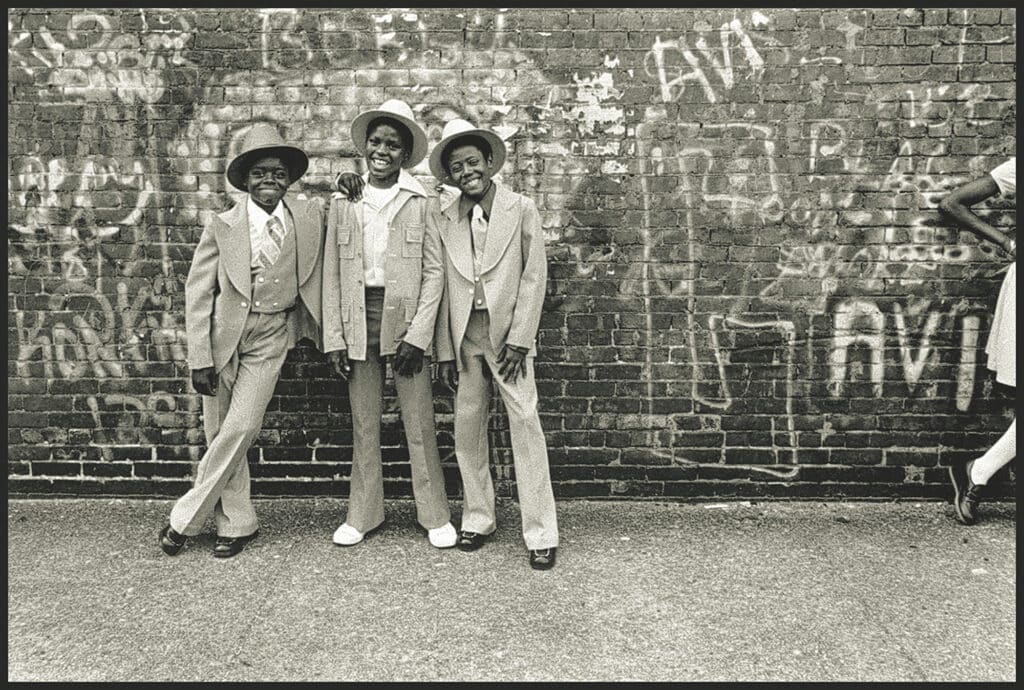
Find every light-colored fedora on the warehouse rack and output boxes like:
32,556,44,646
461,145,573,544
350,99,428,169
226,122,309,192
428,118,507,185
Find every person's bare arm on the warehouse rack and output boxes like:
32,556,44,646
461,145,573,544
938,175,1015,256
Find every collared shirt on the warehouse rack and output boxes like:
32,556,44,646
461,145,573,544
360,169,420,287
247,197,289,269
457,180,497,224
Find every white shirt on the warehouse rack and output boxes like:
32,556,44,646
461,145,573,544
990,158,1016,197
360,169,418,287
247,197,289,269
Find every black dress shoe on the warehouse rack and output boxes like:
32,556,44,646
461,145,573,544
213,530,260,559
529,547,557,570
159,524,187,556
949,460,984,526
456,531,489,552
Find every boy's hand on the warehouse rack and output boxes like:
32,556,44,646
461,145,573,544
335,172,365,201
191,367,218,397
497,345,529,384
327,349,352,380
392,341,424,378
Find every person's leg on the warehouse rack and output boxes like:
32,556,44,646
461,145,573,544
344,350,386,535
486,354,559,552
340,288,387,538
170,312,288,538
970,418,1016,485
394,363,452,531
950,418,1016,525
454,312,497,539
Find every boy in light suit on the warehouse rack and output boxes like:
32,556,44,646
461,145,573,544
159,123,324,559
323,100,456,548
430,119,559,570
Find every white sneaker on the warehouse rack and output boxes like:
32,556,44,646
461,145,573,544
332,523,364,546
427,522,457,549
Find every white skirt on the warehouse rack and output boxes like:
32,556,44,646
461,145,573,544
985,261,1015,386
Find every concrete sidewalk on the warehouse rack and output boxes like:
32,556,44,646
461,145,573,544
6,498,1016,682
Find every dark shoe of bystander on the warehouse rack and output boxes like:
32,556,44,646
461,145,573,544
949,460,984,526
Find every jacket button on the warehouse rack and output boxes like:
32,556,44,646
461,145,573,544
274,278,279,284
258,277,265,283
476,299,483,305
254,301,261,307
241,302,247,307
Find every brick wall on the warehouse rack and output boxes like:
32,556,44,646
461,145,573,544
7,8,1017,500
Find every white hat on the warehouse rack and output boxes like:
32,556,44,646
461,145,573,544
428,118,507,185
350,99,428,169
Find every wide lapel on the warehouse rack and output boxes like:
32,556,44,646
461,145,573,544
284,195,322,286
218,202,251,297
440,194,475,282
478,184,518,275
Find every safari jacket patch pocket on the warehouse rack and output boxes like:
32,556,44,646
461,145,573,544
337,229,355,258
402,223,424,257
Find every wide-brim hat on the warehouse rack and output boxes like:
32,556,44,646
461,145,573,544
350,99,428,169
226,122,309,192
428,118,507,185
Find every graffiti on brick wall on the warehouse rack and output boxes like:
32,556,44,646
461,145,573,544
7,8,1016,479
9,10,198,461
643,13,774,104
618,9,1014,469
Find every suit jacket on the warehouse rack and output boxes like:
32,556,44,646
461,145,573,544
435,183,548,368
321,176,445,360
185,193,325,373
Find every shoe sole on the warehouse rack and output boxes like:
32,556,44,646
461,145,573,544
456,540,488,552
948,466,975,525
213,531,259,558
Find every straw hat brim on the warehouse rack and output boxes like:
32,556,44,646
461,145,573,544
226,145,309,192
350,109,428,169
428,129,507,185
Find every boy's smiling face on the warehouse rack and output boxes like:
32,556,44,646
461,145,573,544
246,155,291,208
446,142,494,200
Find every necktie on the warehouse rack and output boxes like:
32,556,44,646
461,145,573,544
258,215,286,270
471,205,487,272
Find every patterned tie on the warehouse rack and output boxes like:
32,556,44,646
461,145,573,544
257,215,286,270
471,204,487,273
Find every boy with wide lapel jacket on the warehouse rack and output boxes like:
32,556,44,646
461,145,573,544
159,123,324,559
430,119,559,570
